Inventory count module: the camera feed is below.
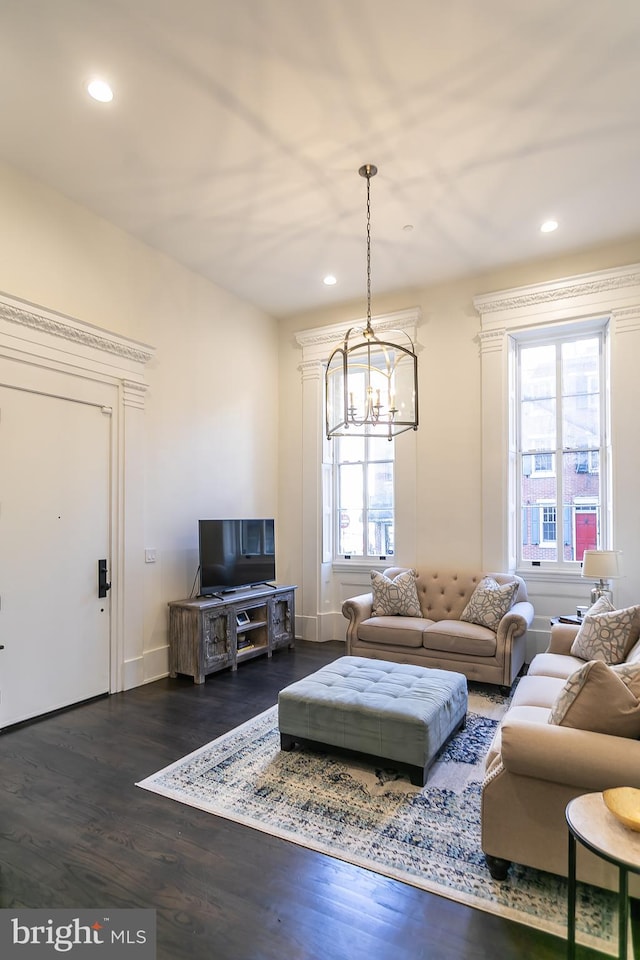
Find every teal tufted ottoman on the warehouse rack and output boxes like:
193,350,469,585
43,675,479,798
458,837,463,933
277,656,467,786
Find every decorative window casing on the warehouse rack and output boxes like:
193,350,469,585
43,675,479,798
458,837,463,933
473,262,640,578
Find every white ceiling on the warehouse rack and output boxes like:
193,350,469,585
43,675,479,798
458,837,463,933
2,0,640,318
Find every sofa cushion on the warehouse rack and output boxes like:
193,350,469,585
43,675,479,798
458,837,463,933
570,604,640,664
484,703,554,768
511,674,567,710
357,616,431,648
549,659,640,737
527,652,586,681
422,620,497,657
460,576,519,631
371,569,421,617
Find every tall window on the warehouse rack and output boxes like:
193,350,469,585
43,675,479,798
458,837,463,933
516,329,607,567
333,435,394,559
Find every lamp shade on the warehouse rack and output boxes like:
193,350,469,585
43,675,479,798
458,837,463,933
581,550,622,580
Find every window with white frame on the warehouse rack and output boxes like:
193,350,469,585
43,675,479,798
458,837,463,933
516,327,608,567
333,434,394,559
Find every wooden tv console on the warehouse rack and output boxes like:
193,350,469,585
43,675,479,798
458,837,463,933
168,584,296,683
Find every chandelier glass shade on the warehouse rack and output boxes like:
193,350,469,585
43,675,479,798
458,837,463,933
325,165,419,440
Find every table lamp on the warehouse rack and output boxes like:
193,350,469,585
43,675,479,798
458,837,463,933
581,550,622,606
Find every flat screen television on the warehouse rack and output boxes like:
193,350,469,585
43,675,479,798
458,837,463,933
198,519,276,595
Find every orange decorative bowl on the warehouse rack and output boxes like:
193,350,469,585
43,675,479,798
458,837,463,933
603,787,640,831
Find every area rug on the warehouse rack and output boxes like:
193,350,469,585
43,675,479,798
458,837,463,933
137,684,616,955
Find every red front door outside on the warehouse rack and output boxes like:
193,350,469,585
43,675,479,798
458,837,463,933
575,511,597,561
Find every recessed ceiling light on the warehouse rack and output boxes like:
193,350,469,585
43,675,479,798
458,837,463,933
323,275,337,286
87,79,114,103
540,219,559,233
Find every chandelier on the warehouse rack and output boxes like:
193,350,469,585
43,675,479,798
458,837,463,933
325,164,419,440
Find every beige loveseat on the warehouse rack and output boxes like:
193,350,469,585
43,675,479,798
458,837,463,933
342,567,534,689
481,618,640,892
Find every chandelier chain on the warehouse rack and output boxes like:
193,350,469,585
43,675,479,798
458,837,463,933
366,172,372,329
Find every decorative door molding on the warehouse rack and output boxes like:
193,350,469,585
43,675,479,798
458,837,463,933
0,290,155,692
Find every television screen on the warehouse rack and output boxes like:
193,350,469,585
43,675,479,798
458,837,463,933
199,519,276,595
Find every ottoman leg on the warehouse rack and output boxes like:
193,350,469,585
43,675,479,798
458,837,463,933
408,764,427,787
280,733,296,751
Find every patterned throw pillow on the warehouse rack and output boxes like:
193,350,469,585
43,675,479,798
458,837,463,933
549,659,640,737
584,595,615,617
570,604,640,664
371,569,421,617
612,661,640,696
459,577,519,632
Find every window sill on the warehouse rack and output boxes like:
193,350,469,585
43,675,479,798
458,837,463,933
516,566,584,585
331,559,392,574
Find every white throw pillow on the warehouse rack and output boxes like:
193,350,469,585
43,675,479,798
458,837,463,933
371,569,422,618
460,577,519,632
570,604,640,665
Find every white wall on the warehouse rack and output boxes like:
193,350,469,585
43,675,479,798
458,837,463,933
3,156,639,676
279,236,640,656
0,161,279,684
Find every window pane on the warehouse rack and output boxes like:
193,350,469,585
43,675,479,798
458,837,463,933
336,435,365,463
521,344,555,400
562,451,600,562
368,435,394,462
367,517,394,556
367,462,393,511
521,455,558,560
521,398,556,451
562,338,599,396
520,343,556,450
338,463,363,555
563,394,600,449
367,462,393,556
561,339,600,450
338,514,363,555
541,504,558,558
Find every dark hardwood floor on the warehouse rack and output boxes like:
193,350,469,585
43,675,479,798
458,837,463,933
0,641,605,960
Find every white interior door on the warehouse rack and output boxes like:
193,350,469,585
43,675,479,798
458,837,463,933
0,385,111,727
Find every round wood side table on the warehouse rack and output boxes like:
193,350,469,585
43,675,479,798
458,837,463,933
566,792,640,960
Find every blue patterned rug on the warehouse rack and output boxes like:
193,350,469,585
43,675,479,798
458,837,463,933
137,684,615,956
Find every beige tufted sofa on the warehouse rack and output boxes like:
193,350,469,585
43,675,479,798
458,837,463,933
342,567,534,689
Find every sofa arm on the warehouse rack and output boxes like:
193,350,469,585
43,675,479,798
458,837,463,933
342,593,373,652
500,718,640,791
497,600,534,641
546,622,580,655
